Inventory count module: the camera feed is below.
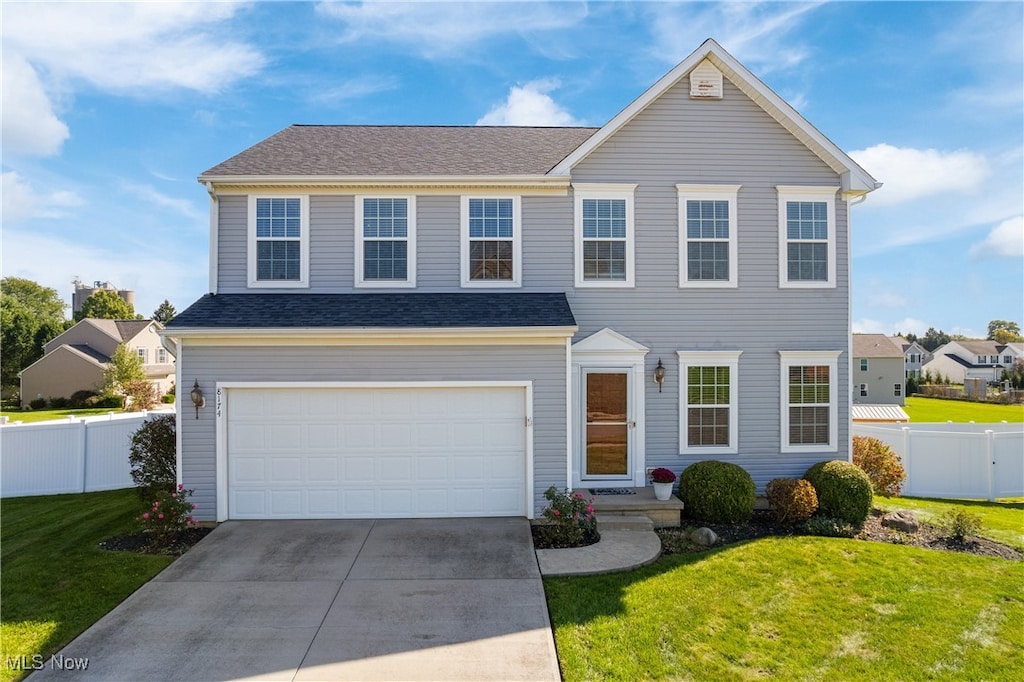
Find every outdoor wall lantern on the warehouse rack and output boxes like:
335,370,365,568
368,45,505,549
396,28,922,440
190,379,205,419
654,359,666,393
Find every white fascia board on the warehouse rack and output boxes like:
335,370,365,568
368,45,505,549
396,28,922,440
199,175,571,194
161,326,579,344
549,39,879,195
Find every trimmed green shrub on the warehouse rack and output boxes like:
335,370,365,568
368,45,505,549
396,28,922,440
48,396,69,409
69,389,98,407
765,478,818,524
161,393,175,404
803,460,873,526
937,509,982,542
28,397,46,410
853,436,906,496
679,460,756,524
804,515,858,538
129,415,177,498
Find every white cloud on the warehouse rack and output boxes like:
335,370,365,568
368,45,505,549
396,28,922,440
476,79,582,126
316,1,588,58
853,317,931,336
1,171,83,223
970,216,1024,259
121,182,205,223
867,292,909,309
309,75,401,104
850,144,990,207
1,51,70,157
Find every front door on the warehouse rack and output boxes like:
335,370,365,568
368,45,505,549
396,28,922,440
582,369,632,480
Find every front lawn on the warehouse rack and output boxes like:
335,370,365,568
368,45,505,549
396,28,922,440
0,490,174,682
904,395,1024,423
875,496,1024,551
546,537,1024,680
0,408,122,424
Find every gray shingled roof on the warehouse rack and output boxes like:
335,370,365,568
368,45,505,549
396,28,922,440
852,334,904,358
114,320,153,341
201,125,599,177
167,293,577,329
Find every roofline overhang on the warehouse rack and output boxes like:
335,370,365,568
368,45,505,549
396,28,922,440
198,174,573,193
160,325,579,344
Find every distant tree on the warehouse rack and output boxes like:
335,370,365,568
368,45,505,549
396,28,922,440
103,343,147,408
899,332,918,345
0,277,67,389
987,320,1021,341
152,300,177,323
905,374,918,395
1002,361,1024,390
920,327,951,352
993,329,1024,344
76,289,135,321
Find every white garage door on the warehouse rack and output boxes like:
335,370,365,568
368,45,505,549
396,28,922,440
225,386,528,519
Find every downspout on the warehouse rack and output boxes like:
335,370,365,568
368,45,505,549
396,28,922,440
205,181,219,294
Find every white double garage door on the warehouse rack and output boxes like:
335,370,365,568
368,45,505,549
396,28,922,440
223,384,529,519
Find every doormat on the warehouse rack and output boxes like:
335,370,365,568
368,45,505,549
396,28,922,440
589,488,636,495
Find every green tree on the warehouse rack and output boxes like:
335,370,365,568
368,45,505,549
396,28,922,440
0,277,67,390
920,327,951,352
103,343,147,408
76,289,135,321
152,299,177,323
987,320,1021,341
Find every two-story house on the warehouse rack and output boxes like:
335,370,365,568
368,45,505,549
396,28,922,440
20,319,175,407
162,39,879,522
894,336,930,379
924,340,1024,384
852,334,906,405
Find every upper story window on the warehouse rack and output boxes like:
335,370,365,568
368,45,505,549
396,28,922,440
779,350,840,453
248,195,309,288
678,351,741,455
777,186,838,288
461,197,521,287
574,184,636,288
677,184,740,288
355,196,416,288
156,348,167,364
859,358,868,372
136,348,147,363
1005,355,1014,364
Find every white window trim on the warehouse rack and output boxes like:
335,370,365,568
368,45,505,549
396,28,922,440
859,358,868,372
354,195,417,288
247,195,310,288
136,348,147,363
677,350,742,455
574,183,636,288
157,348,167,364
460,196,522,288
859,383,868,397
777,186,838,289
779,350,841,454
894,383,902,397
676,184,740,288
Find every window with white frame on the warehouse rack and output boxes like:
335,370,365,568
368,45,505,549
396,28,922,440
859,358,868,372
461,197,520,286
574,184,635,287
677,185,740,287
1005,355,1014,364
780,351,840,452
355,196,416,287
156,348,167,364
136,348,147,363
248,195,309,287
678,351,741,454
859,383,868,397
777,186,838,288
894,383,902,397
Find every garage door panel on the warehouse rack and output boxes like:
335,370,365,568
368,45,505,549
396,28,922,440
227,386,527,519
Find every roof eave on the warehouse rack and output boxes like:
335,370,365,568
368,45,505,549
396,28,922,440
161,326,579,341
198,174,573,190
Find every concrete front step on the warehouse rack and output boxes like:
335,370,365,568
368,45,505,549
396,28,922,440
578,486,684,528
596,513,654,532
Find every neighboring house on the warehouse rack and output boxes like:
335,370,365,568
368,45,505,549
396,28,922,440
162,39,879,522
852,334,906,406
923,340,1022,384
894,336,930,379
20,319,175,406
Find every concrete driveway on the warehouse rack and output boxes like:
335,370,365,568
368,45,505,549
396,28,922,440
32,518,560,681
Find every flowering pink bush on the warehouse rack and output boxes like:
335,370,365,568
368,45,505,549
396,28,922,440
538,486,597,547
140,484,198,545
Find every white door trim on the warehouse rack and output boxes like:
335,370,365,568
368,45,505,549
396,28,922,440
570,329,648,487
215,380,533,521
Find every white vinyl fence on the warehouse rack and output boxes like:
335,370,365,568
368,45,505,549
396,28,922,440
0,411,168,498
853,423,1024,501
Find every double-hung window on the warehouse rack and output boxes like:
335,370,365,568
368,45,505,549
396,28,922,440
136,348,147,363
780,351,840,453
355,196,416,287
248,195,309,287
777,186,838,288
677,185,740,287
461,197,521,286
574,184,636,287
156,348,167,364
678,351,741,454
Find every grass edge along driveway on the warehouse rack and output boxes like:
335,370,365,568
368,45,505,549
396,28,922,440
0,489,174,682
546,536,1024,681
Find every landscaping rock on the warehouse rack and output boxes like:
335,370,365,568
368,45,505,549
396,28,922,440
690,527,718,546
882,510,920,533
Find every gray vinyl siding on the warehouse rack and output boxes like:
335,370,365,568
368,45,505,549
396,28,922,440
853,357,905,405
178,343,566,520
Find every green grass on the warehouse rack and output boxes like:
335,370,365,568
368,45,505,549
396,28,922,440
875,496,1024,551
0,408,122,424
546,537,1024,680
0,490,174,682
904,396,1024,423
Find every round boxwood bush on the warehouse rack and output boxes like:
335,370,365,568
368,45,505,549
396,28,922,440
679,460,756,524
803,460,873,526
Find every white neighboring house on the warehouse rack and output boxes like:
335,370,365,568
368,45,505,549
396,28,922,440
852,334,906,405
19,319,175,406
923,340,1023,384
894,336,930,379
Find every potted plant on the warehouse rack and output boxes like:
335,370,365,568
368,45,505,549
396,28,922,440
650,467,676,501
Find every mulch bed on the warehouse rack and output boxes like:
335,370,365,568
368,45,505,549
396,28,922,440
656,509,1022,561
100,527,214,556
531,524,601,550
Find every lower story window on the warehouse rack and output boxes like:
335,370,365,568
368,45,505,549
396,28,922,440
780,351,840,453
678,351,741,454
894,383,902,397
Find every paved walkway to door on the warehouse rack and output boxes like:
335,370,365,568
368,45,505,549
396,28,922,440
31,518,560,682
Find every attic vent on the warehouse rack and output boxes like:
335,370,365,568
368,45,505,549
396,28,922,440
690,59,723,99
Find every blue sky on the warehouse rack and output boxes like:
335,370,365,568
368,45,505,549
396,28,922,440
2,1,1021,337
